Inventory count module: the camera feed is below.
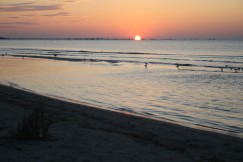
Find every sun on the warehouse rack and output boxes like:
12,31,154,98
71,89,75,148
134,35,141,41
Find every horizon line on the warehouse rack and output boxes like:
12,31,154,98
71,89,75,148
1,37,243,41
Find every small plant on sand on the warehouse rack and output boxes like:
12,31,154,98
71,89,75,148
16,104,55,139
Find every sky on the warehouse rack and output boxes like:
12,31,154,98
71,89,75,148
0,0,243,39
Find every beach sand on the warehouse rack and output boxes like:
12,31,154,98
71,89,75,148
0,84,242,162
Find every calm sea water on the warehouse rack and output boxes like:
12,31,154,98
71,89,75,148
0,40,243,137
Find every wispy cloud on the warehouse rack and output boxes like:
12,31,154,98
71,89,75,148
43,12,70,17
8,16,19,19
0,2,62,12
0,25,19,28
63,0,76,2
71,20,87,23
23,14,35,17
71,16,90,23
0,22,38,25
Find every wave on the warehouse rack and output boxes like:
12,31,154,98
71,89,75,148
5,48,176,55
9,54,243,73
5,47,243,60
3,47,243,73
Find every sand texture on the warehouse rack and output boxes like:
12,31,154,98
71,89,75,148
0,85,243,162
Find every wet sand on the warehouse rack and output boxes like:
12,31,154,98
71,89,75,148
0,84,243,162
10,54,243,71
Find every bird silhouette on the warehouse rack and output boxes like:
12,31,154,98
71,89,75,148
144,63,148,68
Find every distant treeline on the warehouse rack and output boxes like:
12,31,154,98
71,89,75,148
1,37,242,40
1,37,134,40
0,37,9,39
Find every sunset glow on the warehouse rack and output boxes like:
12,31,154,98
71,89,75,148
0,0,243,39
135,36,141,41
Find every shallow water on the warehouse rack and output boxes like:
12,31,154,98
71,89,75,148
0,40,243,137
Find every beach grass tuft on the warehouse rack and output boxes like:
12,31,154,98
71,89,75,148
16,104,55,140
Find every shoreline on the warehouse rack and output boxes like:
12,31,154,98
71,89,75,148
0,84,243,161
8,54,243,72
1,55,242,137
5,81,241,138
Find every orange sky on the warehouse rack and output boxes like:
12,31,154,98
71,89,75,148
0,0,243,39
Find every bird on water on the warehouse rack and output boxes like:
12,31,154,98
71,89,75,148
144,63,148,68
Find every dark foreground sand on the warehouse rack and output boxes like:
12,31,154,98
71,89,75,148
0,85,242,162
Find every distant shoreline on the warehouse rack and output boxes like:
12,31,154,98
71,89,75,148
1,37,243,41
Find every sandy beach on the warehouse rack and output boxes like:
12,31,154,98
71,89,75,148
0,84,243,162
1,0,243,161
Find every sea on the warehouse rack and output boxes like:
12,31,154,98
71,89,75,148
0,39,243,137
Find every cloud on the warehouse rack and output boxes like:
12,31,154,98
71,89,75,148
8,16,19,19
0,21,37,28
24,14,34,17
0,2,62,12
71,16,91,23
0,25,19,28
0,22,38,25
43,12,70,17
63,0,76,2
49,0,76,2
71,20,87,23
